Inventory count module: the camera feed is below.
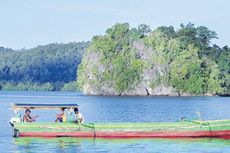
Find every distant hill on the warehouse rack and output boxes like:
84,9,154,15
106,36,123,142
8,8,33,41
0,42,89,91
77,23,230,96
0,47,14,53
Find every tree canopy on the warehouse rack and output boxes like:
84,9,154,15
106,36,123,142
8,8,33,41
0,42,89,91
77,23,230,96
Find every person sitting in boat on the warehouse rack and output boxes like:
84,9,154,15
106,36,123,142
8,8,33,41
74,108,84,124
55,107,67,122
23,109,38,122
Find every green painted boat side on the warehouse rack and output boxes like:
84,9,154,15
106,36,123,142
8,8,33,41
14,120,230,133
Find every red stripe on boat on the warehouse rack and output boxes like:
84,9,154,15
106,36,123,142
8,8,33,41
19,130,230,139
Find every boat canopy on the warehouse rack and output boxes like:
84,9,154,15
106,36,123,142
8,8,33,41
11,103,78,110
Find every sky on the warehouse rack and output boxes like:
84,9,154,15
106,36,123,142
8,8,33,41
0,0,229,49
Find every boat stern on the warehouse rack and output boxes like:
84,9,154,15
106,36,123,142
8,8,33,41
10,117,21,137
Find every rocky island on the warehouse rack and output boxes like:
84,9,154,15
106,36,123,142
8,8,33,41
77,23,229,96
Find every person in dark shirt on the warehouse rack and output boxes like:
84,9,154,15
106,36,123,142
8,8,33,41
23,109,38,122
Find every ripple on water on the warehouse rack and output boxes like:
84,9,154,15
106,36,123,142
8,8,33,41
0,91,230,152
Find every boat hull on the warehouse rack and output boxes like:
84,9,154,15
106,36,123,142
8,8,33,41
13,120,230,139
19,130,230,139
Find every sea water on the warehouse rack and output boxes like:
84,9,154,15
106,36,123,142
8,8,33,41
0,91,230,153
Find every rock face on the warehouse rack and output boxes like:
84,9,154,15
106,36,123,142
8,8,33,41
79,41,179,96
77,23,228,96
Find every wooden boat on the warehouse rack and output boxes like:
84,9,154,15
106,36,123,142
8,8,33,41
10,103,230,139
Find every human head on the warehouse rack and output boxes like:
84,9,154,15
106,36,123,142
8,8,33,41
74,108,79,114
25,109,31,115
61,107,65,112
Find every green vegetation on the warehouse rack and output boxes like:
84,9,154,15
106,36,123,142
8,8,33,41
77,23,229,96
61,81,79,91
78,23,145,95
1,82,53,91
1,23,229,95
0,42,89,91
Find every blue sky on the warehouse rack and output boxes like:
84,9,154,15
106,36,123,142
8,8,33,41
0,0,229,49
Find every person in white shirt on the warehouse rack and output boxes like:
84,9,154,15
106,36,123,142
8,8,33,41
74,108,84,124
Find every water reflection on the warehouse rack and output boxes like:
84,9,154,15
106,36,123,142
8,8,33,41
14,137,230,153
0,91,229,152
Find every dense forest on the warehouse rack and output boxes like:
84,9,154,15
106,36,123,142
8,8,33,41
0,42,89,91
77,23,230,96
0,23,229,95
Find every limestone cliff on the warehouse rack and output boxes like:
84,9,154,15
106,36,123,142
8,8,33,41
77,23,227,96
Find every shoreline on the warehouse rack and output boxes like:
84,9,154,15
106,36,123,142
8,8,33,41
0,90,229,97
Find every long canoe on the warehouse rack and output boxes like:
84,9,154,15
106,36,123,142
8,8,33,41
12,120,230,139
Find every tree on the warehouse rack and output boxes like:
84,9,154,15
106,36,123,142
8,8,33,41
201,58,223,94
0,42,89,91
138,24,151,38
217,47,230,95
196,26,218,46
170,45,204,94
128,28,141,40
156,26,175,39
78,22,229,96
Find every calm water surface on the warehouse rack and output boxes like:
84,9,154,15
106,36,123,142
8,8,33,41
0,91,230,153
